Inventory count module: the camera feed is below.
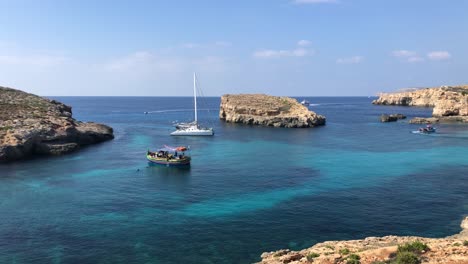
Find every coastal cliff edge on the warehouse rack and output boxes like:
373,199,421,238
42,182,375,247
0,86,114,162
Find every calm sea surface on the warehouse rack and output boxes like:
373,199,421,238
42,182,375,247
1,97,468,263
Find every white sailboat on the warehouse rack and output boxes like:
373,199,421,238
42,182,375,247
170,73,214,136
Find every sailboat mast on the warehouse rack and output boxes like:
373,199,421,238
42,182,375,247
193,72,197,123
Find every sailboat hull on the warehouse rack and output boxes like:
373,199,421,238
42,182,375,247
170,73,214,136
170,128,214,136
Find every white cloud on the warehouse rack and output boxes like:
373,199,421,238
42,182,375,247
103,51,155,71
427,51,451,60
215,41,232,47
336,56,363,64
0,54,67,67
253,48,312,58
100,51,227,75
297,40,311,47
293,0,338,4
182,43,200,49
253,41,314,59
407,57,424,63
392,50,416,57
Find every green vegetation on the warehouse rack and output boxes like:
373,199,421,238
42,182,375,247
346,254,360,264
0,126,13,131
453,242,461,246
306,252,320,261
394,251,420,264
397,241,429,254
339,248,350,255
371,241,428,264
463,240,468,246
325,244,335,250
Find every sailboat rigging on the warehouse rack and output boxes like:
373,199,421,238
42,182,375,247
170,73,214,136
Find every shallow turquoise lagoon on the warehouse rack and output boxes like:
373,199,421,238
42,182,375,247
1,97,467,263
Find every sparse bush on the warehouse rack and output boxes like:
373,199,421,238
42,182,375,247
325,244,335,250
306,252,320,261
339,248,350,255
397,241,429,254
463,240,468,246
395,251,420,264
346,254,360,264
453,242,461,246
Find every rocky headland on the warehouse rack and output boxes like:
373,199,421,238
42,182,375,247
259,216,468,264
219,94,325,128
0,86,114,162
373,85,468,123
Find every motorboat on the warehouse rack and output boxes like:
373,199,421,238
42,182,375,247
412,125,436,134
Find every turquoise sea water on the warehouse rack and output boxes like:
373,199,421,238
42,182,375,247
1,97,468,263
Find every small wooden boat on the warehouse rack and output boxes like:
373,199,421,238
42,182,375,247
147,146,191,167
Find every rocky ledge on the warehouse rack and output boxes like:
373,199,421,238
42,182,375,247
219,94,325,128
0,86,114,162
372,85,468,123
259,216,468,264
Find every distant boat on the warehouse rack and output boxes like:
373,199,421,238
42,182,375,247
147,145,191,167
171,73,214,136
300,99,310,106
412,125,436,134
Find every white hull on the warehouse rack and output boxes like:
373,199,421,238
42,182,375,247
171,127,214,136
170,73,214,136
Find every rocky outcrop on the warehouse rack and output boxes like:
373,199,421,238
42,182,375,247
219,94,325,128
0,86,114,162
373,85,468,122
259,216,468,264
380,114,406,122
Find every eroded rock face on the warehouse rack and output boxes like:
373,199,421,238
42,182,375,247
0,86,114,162
380,114,406,122
219,94,325,128
373,85,468,122
258,216,468,264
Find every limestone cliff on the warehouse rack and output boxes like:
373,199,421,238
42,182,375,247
373,85,468,122
259,216,468,264
0,86,114,162
219,94,325,128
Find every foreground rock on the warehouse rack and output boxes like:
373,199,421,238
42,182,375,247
380,114,406,122
258,217,468,264
373,85,468,123
0,86,114,162
219,94,325,128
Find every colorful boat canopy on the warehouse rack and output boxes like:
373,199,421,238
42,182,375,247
156,145,189,152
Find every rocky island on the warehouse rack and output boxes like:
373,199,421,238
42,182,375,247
259,216,468,264
219,94,325,128
0,86,114,162
373,85,468,123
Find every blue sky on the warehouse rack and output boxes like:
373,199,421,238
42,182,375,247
0,0,467,96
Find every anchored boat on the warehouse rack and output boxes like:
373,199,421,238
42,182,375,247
147,146,191,167
171,73,214,136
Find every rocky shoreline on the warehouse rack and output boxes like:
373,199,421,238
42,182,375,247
219,94,325,128
0,86,114,162
373,85,468,123
259,216,468,264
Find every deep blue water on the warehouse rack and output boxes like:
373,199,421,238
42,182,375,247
1,97,468,264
